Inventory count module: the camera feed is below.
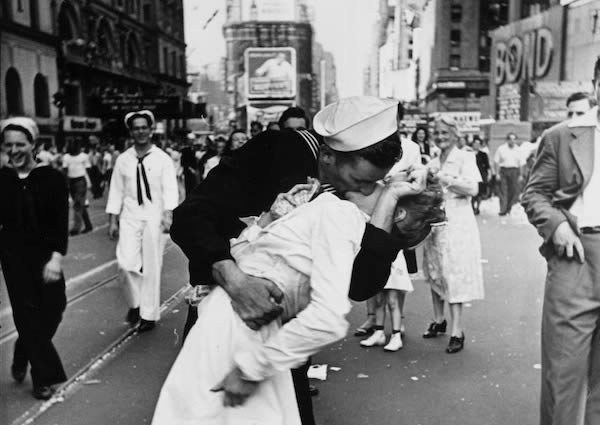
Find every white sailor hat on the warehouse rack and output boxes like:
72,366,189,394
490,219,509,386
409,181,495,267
0,117,39,142
313,96,399,152
124,110,155,129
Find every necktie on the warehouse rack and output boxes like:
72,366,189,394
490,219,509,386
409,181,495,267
136,153,152,205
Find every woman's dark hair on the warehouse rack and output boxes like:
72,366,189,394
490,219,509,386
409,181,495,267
266,121,280,131
393,177,446,249
331,132,402,169
411,127,429,144
228,129,247,144
278,106,309,129
67,139,82,155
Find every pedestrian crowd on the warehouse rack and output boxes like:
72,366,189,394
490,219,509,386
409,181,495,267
0,78,598,425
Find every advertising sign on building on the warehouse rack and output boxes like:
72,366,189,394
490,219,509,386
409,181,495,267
245,47,296,99
241,0,297,21
430,112,482,134
490,6,564,87
98,95,182,117
63,116,102,133
400,112,428,135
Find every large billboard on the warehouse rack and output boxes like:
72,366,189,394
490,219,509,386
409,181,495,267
245,47,296,99
490,6,564,87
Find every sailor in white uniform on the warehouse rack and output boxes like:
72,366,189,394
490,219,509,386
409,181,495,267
106,110,179,332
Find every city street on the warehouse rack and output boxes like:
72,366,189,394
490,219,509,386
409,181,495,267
0,197,547,425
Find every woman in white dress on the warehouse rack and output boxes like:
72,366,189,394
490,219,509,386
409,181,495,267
151,179,445,425
421,116,484,354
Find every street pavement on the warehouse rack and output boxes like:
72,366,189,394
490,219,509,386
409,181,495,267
1,197,547,425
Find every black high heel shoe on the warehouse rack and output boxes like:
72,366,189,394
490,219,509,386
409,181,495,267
446,333,465,354
422,320,447,339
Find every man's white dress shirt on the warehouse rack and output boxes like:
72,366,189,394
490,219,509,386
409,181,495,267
568,107,600,228
494,143,523,169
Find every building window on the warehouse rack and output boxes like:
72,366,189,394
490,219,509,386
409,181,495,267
450,30,461,47
179,54,185,79
126,36,140,68
116,0,124,8
143,3,152,22
163,47,169,73
57,2,78,40
479,55,490,72
17,0,24,12
449,54,461,70
408,49,413,60
451,4,462,22
5,68,24,116
34,74,50,117
96,20,115,58
30,0,39,29
171,51,177,76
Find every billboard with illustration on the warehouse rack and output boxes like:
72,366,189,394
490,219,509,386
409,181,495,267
245,47,296,99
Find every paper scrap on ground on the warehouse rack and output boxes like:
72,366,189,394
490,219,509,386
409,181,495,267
357,373,369,379
308,364,328,380
411,376,419,381
533,364,541,369
330,366,341,372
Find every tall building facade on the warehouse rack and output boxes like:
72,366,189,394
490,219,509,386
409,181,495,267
1,0,188,147
56,0,188,144
312,41,338,113
378,0,420,102
223,0,314,128
1,0,61,142
489,0,598,135
415,0,508,113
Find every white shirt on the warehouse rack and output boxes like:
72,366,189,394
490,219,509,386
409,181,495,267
494,143,523,169
62,152,91,178
428,146,482,201
387,137,423,176
37,150,56,166
569,107,600,227
106,145,179,220
231,194,366,380
519,141,537,163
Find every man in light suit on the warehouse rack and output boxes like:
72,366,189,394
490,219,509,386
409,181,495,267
521,59,600,425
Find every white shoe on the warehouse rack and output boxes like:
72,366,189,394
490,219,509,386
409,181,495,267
360,330,386,347
384,333,403,351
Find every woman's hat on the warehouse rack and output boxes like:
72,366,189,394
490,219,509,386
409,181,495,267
313,96,399,152
0,117,39,142
124,110,155,129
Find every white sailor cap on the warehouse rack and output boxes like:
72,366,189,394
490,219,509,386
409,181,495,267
0,117,39,142
124,110,155,129
313,96,399,152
